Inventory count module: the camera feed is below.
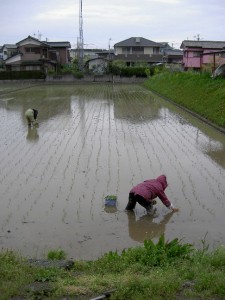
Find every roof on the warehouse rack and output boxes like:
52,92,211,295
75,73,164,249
114,37,162,47
21,60,43,65
164,49,183,56
3,44,17,49
180,40,225,49
16,36,71,48
159,42,173,50
45,41,71,48
86,57,108,63
16,35,47,46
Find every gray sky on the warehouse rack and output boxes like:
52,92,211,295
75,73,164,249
1,0,225,49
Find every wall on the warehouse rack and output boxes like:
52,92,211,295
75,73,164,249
46,74,146,83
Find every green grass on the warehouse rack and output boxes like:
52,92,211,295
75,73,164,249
47,249,66,260
143,71,225,128
1,236,225,299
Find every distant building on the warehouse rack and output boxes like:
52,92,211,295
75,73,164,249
2,44,18,61
180,40,225,72
114,37,164,66
3,35,71,72
0,46,3,66
70,48,100,60
159,42,183,64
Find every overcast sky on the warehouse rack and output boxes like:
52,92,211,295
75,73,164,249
1,0,225,49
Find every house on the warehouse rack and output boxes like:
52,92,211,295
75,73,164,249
70,48,110,61
70,48,115,69
159,43,183,64
70,48,115,74
2,44,18,61
95,50,115,60
70,48,99,60
114,37,164,66
163,49,183,64
4,36,71,72
180,40,225,72
87,57,109,74
0,46,3,67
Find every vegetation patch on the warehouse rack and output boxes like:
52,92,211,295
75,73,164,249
0,70,45,80
144,71,225,128
1,235,225,299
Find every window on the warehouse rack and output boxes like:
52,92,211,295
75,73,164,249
122,47,131,54
153,48,159,54
193,51,202,57
25,47,40,54
25,66,40,70
132,47,144,53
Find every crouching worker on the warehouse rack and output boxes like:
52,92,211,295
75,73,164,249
126,175,179,214
25,108,38,126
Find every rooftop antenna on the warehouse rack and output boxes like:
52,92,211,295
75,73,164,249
193,34,200,41
38,30,42,41
78,0,84,70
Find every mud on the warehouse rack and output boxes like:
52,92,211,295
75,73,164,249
0,83,225,260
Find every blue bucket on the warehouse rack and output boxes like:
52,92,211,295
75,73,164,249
104,195,117,206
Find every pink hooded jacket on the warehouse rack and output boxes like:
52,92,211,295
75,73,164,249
129,175,172,208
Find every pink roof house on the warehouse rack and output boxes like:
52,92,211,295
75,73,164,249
180,40,225,72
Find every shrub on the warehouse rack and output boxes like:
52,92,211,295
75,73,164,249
0,70,45,80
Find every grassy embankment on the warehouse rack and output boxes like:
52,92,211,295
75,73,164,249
144,71,225,130
1,235,225,299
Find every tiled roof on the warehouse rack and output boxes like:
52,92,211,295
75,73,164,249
181,40,225,49
3,44,17,49
16,36,71,48
114,37,162,47
16,36,47,46
164,49,183,56
46,42,71,48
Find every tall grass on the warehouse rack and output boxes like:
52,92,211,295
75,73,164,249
144,71,225,128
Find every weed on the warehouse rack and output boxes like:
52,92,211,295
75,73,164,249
47,249,66,260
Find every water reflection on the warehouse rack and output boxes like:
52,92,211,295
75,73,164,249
127,211,174,242
113,93,161,123
104,206,118,214
1,86,72,122
196,131,225,168
26,126,39,142
159,103,225,169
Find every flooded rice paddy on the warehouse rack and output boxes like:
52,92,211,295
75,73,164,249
0,82,225,260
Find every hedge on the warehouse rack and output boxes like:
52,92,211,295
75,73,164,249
0,71,45,80
110,66,155,77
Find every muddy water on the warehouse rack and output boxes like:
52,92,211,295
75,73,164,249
0,83,225,260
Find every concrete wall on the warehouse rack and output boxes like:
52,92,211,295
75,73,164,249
46,74,146,83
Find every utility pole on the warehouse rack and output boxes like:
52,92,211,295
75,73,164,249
108,38,112,60
78,0,84,71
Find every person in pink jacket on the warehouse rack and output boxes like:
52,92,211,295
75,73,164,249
126,175,179,214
